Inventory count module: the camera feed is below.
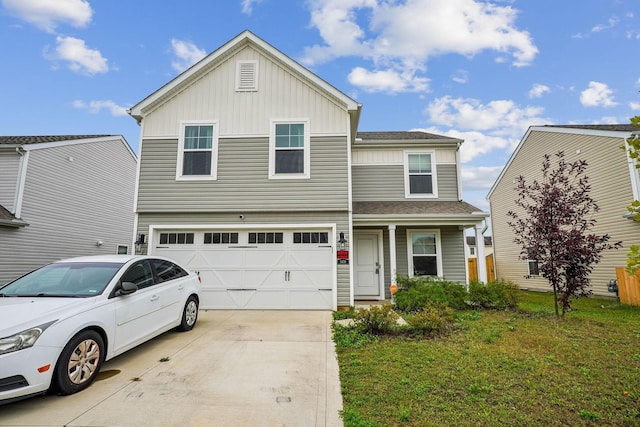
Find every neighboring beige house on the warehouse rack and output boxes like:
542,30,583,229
0,135,137,284
127,30,489,310
488,124,640,296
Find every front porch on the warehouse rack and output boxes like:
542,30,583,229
351,201,489,305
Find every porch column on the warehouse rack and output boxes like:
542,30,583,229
475,223,488,283
388,225,397,290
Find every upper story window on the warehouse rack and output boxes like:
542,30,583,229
404,151,437,198
177,122,218,180
269,120,310,179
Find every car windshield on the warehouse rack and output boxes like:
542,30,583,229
0,262,123,297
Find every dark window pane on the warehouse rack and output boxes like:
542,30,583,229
294,232,301,243
320,233,328,244
303,232,311,243
168,234,177,244
177,233,186,244
186,233,194,244
413,256,437,276
121,261,154,289
160,234,168,245
275,150,304,174
528,261,539,276
204,233,212,244
275,233,283,244
183,152,211,175
230,233,238,244
409,175,433,194
153,259,188,283
249,233,256,244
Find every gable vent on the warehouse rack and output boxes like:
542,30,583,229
236,61,258,91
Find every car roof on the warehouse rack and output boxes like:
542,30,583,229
53,255,147,264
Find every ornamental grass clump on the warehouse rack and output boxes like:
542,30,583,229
353,303,399,334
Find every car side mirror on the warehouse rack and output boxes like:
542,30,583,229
116,281,138,296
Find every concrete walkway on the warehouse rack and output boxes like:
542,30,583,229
0,311,343,427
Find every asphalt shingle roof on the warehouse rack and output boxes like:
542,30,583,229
0,135,114,145
544,124,637,132
356,131,459,141
353,201,484,215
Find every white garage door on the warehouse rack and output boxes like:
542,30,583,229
151,228,335,310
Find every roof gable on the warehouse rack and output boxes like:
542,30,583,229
487,124,636,199
128,30,360,123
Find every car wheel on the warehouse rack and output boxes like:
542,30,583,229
53,330,105,395
178,295,198,331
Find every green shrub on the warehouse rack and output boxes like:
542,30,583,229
406,303,455,337
394,276,468,312
353,303,399,334
333,306,357,320
468,280,519,309
332,322,378,349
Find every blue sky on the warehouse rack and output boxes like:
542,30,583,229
1,0,639,210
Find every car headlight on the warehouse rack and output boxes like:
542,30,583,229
0,321,57,355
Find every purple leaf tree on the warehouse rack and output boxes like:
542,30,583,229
507,151,621,318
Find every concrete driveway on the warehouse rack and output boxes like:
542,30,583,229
0,311,343,426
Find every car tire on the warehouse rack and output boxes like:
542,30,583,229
53,330,105,395
177,295,198,331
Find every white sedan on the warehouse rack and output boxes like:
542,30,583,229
0,255,201,404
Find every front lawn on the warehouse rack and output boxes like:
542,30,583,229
334,290,640,426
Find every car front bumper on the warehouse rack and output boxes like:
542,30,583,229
0,345,61,403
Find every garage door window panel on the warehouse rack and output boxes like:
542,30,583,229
293,232,329,244
249,232,283,244
204,232,239,244
159,233,194,245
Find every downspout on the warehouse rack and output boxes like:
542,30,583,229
456,142,463,201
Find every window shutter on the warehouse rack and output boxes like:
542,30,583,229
237,61,257,91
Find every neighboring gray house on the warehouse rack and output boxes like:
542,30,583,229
128,30,488,310
0,135,137,284
488,124,640,297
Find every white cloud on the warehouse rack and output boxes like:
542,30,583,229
528,83,550,98
170,38,207,73
72,100,129,116
348,66,429,93
421,96,550,162
591,16,619,33
241,0,263,15
451,69,469,84
48,36,109,75
304,0,538,66
580,81,617,107
2,0,92,33
302,0,538,94
461,166,504,190
630,102,640,111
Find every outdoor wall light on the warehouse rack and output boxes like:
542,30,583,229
135,234,146,252
338,232,348,249
96,240,103,247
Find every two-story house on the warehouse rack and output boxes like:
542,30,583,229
0,135,137,284
128,31,488,310
488,124,640,297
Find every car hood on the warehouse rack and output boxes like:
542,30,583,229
0,297,96,337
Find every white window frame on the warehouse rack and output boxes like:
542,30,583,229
236,60,258,91
407,229,443,277
116,244,129,255
527,260,540,276
269,119,310,179
404,150,438,198
176,120,219,181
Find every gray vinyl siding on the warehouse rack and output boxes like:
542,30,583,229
352,164,458,201
490,130,640,296
0,150,21,212
136,211,351,306
137,135,349,212
0,139,137,284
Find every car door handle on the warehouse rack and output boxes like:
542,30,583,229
150,295,159,302
178,284,184,290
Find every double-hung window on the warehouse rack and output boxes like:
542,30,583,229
404,151,437,197
177,122,218,180
269,120,310,179
408,230,442,277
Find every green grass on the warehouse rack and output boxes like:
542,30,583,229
334,291,640,426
